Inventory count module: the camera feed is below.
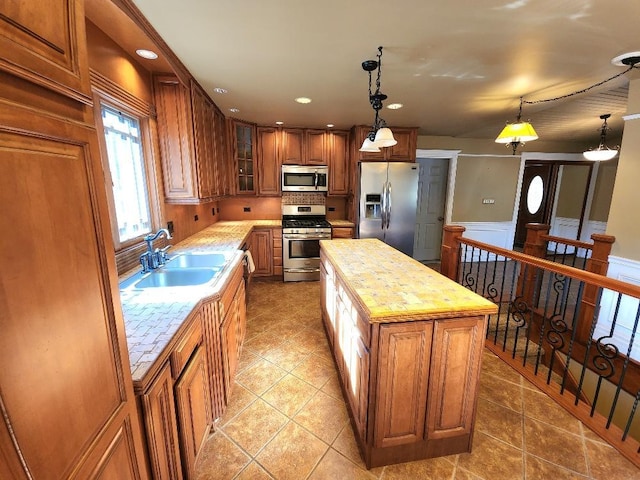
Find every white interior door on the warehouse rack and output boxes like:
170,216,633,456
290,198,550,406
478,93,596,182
413,158,449,261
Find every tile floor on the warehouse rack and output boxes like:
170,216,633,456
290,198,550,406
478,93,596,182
194,279,640,480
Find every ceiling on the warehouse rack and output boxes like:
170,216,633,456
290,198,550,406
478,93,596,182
100,0,640,148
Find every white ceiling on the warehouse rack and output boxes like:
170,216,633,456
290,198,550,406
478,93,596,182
127,0,639,148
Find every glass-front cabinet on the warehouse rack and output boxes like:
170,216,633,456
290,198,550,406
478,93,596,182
234,121,255,193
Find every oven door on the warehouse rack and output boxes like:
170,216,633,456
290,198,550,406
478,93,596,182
283,232,331,281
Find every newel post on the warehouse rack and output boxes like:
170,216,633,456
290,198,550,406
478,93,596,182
440,225,465,281
576,233,616,343
517,224,550,306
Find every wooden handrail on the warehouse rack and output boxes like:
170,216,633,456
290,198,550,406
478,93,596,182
540,234,595,251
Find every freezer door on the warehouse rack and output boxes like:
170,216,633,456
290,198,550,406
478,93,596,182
358,162,387,242
384,163,419,256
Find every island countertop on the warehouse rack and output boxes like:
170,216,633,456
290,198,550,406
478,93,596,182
320,238,497,322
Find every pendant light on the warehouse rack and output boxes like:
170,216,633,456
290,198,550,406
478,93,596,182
495,97,538,155
359,46,397,152
583,114,618,161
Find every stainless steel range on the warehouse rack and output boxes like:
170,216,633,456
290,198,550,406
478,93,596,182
282,204,332,282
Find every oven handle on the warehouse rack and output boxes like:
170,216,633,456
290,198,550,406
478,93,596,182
283,234,332,240
285,267,321,273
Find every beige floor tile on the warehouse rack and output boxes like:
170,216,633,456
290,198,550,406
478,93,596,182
584,438,640,480
194,431,250,480
308,448,377,479
217,382,257,427
332,424,367,470
262,341,311,372
320,372,344,400
222,398,288,456
235,358,286,396
243,330,286,357
291,354,338,389
454,467,486,480
475,397,523,448
479,370,523,412
256,421,329,480
235,461,273,480
525,454,589,479
523,417,588,475
237,348,260,374
294,390,350,444
523,387,582,435
457,431,524,480
262,373,318,417
381,455,456,480
481,350,523,386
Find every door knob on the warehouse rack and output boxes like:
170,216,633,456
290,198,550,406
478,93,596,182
438,216,444,221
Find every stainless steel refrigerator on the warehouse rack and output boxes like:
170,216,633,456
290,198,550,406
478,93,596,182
358,162,419,256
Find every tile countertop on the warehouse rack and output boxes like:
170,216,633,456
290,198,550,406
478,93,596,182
120,220,280,386
320,238,498,323
328,219,355,227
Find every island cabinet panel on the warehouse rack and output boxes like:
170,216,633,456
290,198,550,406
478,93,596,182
374,322,432,449
0,0,91,103
142,363,183,480
319,239,497,469
201,301,226,421
427,317,485,441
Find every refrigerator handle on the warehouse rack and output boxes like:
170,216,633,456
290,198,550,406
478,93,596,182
380,182,387,230
386,181,392,228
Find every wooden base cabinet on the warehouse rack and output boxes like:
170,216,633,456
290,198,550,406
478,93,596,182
320,253,487,469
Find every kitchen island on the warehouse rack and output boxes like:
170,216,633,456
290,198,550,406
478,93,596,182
319,238,498,468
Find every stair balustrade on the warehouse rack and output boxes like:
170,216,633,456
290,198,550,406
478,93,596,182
441,224,640,468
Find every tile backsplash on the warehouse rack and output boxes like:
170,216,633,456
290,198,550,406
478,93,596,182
281,193,326,205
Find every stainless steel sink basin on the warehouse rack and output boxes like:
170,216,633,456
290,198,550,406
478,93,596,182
164,252,230,269
134,268,219,288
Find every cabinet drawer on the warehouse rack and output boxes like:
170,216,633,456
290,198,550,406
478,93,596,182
331,227,354,239
171,317,202,379
219,263,243,319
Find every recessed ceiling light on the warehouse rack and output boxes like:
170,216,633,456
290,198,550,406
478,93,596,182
327,124,334,128
387,103,403,110
295,97,312,104
229,108,240,113
276,121,284,125
136,49,158,60
213,87,228,94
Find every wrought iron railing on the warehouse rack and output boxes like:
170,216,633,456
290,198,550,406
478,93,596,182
441,225,640,468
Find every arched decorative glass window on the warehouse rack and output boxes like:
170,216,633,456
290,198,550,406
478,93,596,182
527,175,544,214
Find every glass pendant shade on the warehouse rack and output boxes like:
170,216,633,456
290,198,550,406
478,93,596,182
359,136,381,152
373,127,398,147
495,122,539,144
583,147,618,161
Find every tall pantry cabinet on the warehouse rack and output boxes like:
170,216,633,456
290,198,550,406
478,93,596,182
0,1,147,478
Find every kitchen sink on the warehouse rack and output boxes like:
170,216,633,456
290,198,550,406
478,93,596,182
133,267,219,288
164,252,230,269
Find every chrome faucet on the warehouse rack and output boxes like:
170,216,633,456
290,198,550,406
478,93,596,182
140,228,173,273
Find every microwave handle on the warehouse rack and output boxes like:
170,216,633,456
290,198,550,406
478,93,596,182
314,171,318,190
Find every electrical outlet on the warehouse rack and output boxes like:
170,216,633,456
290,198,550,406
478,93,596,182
243,207,251,212
167,221,174,234
482,198,495,204
194,214,199,221
212,207,216,216
328,206,336,212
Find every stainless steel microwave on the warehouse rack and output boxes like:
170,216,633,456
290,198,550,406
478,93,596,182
282,165,328,192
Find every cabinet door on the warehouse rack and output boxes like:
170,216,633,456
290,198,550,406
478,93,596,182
191,83,215,198
281,128,304,164
233,121,256,194
374,322,432,448
328,130,349,195
305,129,327,165
200,302,226,421
346,326,370,440
154,76,197,201
221,294,239,402
175,347,211,479
213,107,230,196
426,317,485,440
0,0,91,102
250,229,273,276
257,127,281,195
0,104,145,479
385,128,417,161
142,363,183,480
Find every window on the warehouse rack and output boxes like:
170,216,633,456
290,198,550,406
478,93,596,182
100,105,152,244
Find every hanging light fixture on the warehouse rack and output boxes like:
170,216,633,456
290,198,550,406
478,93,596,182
495,97,539,155
359,46,397,152
583,114,619,161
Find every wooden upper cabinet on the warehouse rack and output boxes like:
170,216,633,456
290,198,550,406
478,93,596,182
0,0,91,102
351,126,418,162
230,120,256,194
153,76,227,203
328,130,349,195
281,128,304,165
257,126,281,195
305,129,327,165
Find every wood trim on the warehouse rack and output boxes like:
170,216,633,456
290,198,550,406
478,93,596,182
90,69,154,117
